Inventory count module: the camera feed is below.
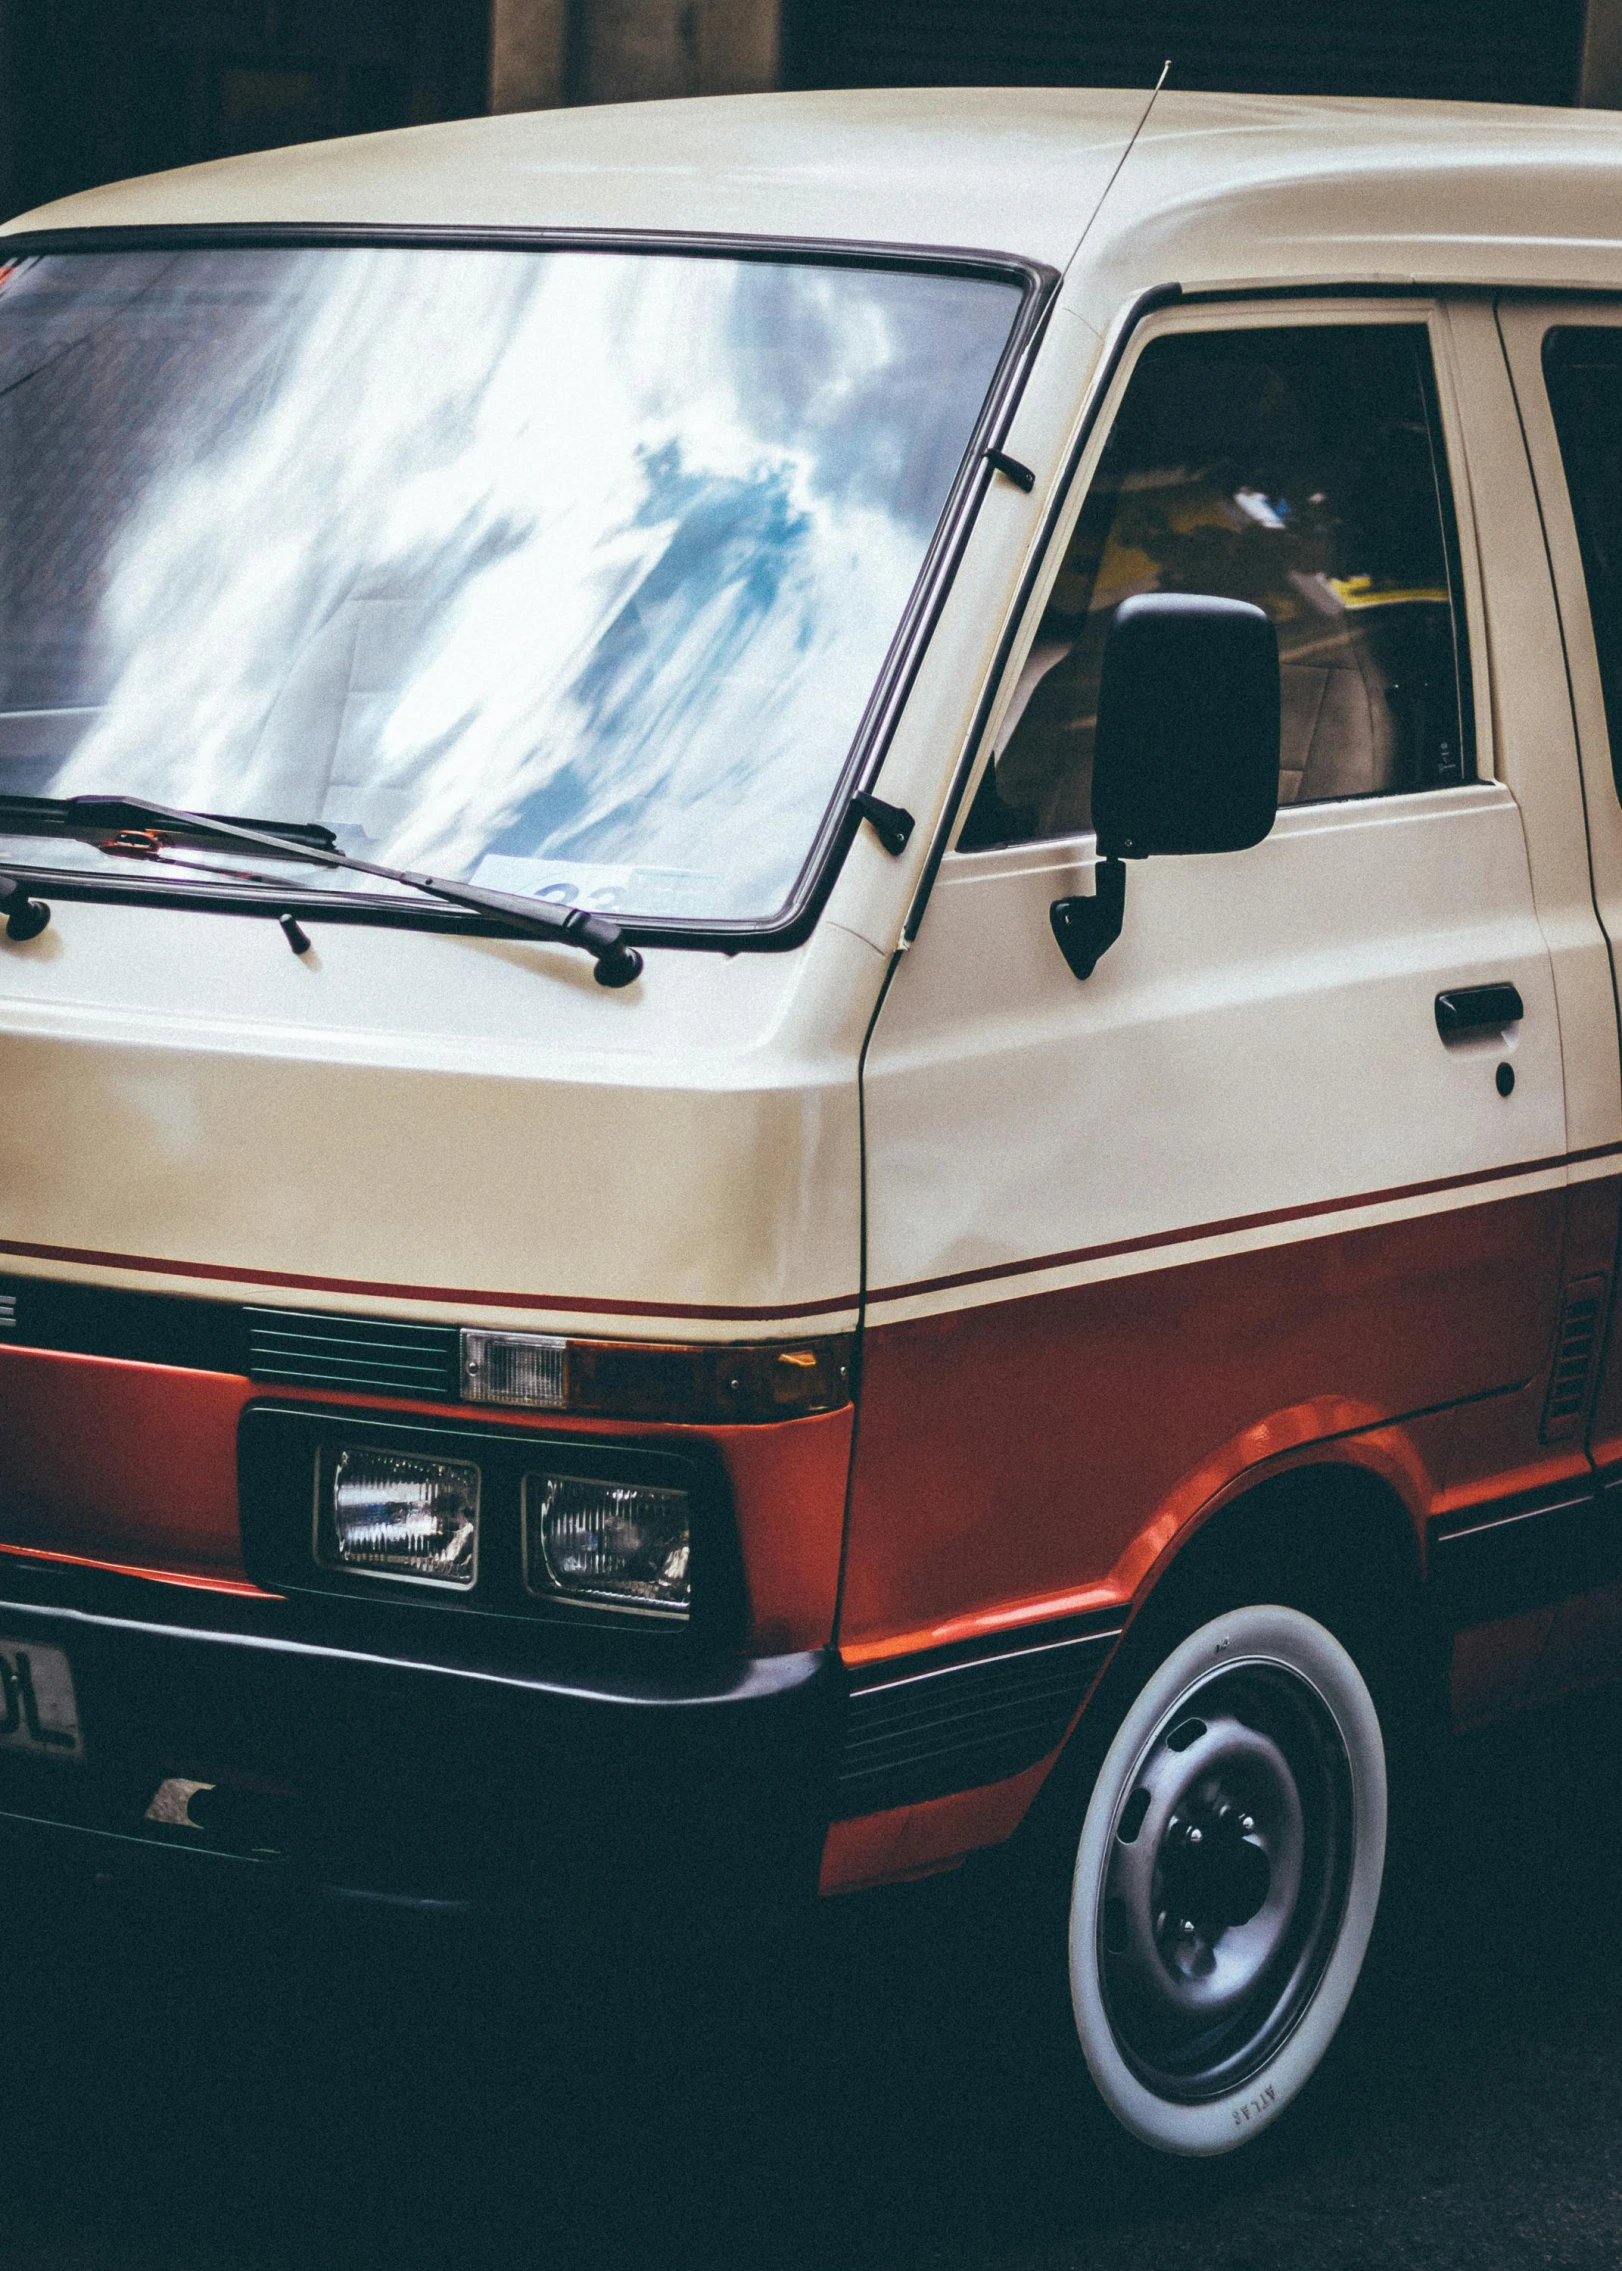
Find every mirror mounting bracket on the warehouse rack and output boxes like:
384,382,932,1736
853,791,916,857
1050,855,1125,981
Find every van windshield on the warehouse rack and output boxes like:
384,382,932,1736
0,244,1022,926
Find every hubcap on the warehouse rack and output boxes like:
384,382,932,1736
1098,1663,1353,2102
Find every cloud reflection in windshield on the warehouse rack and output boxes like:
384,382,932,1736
8,246,1020,919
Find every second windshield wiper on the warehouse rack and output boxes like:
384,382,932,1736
43,795,645,989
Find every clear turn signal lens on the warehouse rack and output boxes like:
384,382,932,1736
525,1474,690,1618
460,1330,566,1410
322,1448,479,1587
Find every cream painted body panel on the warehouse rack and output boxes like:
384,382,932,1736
1077,96,1622,313
864,786,1566,1324
1445,302,1622,1164
1498,300,1622,1030
3,96,1622,1344
3,90,1146,272
0,902,882,1334
18,89,1622,308
863,292,1608,1325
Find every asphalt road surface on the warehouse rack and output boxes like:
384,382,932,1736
4,1688,1622,2271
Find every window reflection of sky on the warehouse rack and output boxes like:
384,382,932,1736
0,248,1019,922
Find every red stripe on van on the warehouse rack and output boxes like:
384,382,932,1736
864,1142,1622,1307
1,1139,1605,1321
0,1238,858,1322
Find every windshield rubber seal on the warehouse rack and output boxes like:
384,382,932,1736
0,221,1060,956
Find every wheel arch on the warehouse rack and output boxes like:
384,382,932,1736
1019,1452,1437,1860
1125,1454,1426,1658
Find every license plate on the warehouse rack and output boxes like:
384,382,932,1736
0,1637,84,1763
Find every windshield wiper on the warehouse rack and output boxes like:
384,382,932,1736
25,794,645,988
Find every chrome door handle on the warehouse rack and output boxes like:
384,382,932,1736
1435,984,1524,1040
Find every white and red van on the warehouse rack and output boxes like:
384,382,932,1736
3,85,1622,2155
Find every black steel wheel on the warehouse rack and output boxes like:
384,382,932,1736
1069,1604,1386,2154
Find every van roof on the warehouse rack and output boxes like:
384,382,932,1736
9,86,1622,298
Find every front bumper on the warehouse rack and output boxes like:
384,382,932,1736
0,1557,841,1915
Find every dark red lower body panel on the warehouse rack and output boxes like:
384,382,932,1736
843,1188,1567,1660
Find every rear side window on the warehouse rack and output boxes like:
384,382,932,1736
1544,327,1622,804
961,323,1474,852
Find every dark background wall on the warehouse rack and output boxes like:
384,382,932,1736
785,0,1591,106
0,0,489,217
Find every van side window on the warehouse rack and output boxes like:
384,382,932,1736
1543,328,1622,804
960,323,1474,852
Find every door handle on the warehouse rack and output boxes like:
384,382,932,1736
1435,983,1524,1040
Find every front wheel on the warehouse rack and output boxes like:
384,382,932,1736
1068,1603,1387,2156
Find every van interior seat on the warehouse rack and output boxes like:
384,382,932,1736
1280,653,1390,804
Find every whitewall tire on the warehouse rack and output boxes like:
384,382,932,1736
1068,1603,1387,2156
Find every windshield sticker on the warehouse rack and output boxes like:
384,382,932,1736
469,854,719,916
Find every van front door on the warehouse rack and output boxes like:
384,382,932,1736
846,304,1591,1718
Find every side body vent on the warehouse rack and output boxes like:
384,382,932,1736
0,1291,15,1336
246,1308,458,1400
1542,1275,1607,1441
836,1624,1121,1819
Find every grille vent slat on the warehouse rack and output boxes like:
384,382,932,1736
246,1307,459,1400
0,1292,16,1335
843,1666,1092,1749
1542,1277,1607,1440
836,1628,1119,1817
842,1700,1082,1778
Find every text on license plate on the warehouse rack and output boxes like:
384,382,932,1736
0,1638,84,1762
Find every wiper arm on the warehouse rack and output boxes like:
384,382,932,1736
54,795,644,989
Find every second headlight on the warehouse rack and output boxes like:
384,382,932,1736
524,1472,691,1619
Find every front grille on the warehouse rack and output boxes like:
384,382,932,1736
836,1624,1120,1817
246,1308,458,1400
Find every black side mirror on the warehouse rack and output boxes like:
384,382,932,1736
1050,593,1281,979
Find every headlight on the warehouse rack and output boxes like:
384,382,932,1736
319,1447,479,1588
525,1472,690,1618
